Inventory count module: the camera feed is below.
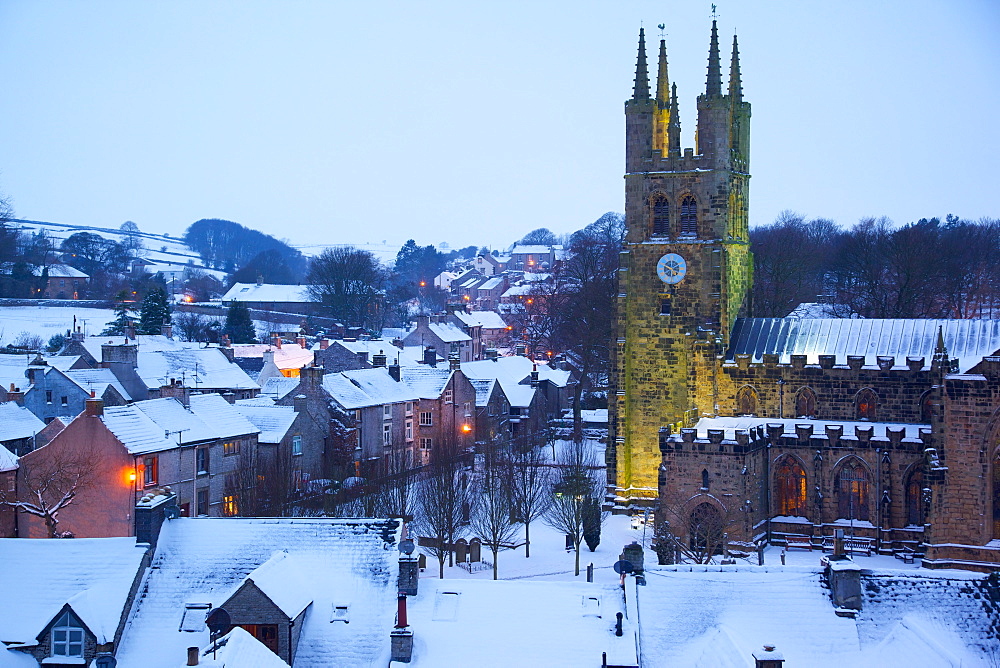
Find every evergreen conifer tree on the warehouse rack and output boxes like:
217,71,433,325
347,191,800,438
102,290,135,335
138,288,171,335
224,300,256,343
583,496,602,552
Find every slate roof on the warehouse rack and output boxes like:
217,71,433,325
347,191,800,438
453,310,507,329
322,373,376,410
34,263,88,279
63,368,131,400
235,551,314,618
78,334,191,362
0,537,147,647
333,339,427,367
259,376,302,401
469,378,497,407
103,396,259,453
116,517,401,668
102,403,176,455
342,368,419,404
231,343,313,371
222,283,313,304
399,366,453,399
137,348,258,391
0,355,31,392
0,401,45,442
197,627,289,667
727,318,1000,373
187,393,260,439
0,444,17,473
427,322,471,343
234,404,297,444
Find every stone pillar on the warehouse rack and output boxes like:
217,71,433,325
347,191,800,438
752,645,785,668
390,630,413,663
827,559,862,610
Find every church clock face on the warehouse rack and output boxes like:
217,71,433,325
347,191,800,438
656,253,687,284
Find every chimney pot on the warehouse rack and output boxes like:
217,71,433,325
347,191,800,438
187,647,199,666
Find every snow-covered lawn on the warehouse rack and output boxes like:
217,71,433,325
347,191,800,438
0,305,117,344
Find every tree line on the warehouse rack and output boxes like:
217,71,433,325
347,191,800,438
751,212,1000,319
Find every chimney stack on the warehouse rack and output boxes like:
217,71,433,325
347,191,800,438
272,336,282,350
372,350,388,368
85,392,104,416
388,360,401,382
449,355,460,371
6,384,24,405
161,322,173,339
296,335,307,349
530,364,539,387
320,338,330,350
423,346,437,367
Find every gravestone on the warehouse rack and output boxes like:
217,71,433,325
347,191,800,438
469,537,482,563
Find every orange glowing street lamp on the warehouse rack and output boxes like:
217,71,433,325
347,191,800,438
461,424,472,433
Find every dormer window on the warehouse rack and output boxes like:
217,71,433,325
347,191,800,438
51,609,84,659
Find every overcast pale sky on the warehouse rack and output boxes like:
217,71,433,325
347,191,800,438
1,1,997,252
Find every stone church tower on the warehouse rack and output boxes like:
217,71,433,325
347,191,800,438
610,23,752,504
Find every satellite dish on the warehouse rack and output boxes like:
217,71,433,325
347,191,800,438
205,608,231,636
613,560,634,575
399,539,415,555
94,654,117,668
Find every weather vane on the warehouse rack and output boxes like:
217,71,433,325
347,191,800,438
711,4,719,20
657,23,666,39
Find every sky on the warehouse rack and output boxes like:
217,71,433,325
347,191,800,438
1,1,997,254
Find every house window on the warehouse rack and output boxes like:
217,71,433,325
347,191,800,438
384,404,392,419
855,388,878,421
240,624,279,654
405,402,414,416
60,396,68,407
46,390,52,404
223,440,240,456
419,412,433,426
196,489,209,516
223,494,239,516
196,447,210,475
405,420,413,441
774,456,807,517
383,424,392,446
680,195,698,236
420,438,432,451
444,389,453,404
652,196,670,236
292,434,302,456
837,459,870,521
143,456,158,487
51,609,84,658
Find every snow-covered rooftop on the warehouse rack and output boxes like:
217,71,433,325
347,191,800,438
690,416,928,442
103,396,258,454
0,443,17,473
222,282,314,304
116,517,401,668
427,322,471,343
196,627,290,667
0,401,45,443
136,348,258,391
341,368,420,404
102,402,176,455
231,342,313,371
399,365,453,400
234,403,297,444
187,393,260,439
33,263,89,279
333,339,427,367
452,310,507,330
63,367,131,400
259,376,302,401
0,537,147,647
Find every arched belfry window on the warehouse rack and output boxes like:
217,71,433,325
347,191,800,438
856,388,878,421
701,469,710,490
837,459,870,521
680,195,698,236
651,196,670,236
795,387,817,418
736,386,758,416
774,456,807,517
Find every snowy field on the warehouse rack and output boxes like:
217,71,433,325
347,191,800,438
0,305,117,345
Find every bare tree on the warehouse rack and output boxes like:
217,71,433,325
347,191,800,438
655,493,743,564
373,446,416,521
227,445,297,517
306,247,388,331
415,454,469,578
470,463,519,579
544,438,602,576
2,446,96,538
506,441,551,558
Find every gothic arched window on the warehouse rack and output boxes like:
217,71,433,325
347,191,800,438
701,469,710,490
652,196,670,236
920,391,934,423
795,387,817,418
905,467,925,527
774,456,807,517
680,195,698,236
688,502,723,557
837,459,870,521
736,386,758,416
855,388,878,421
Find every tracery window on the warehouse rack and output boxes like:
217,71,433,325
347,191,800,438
905,467,925,526
837,459,870,521
736,386,758,416
795,387,817,418
774,456,807,517
680,195,698,236
855,388,878,421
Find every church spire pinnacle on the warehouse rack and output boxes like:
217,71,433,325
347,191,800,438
632,28,651,101
656,38,670,107
728,33,742,102
668,82,681,156
706,19,722,96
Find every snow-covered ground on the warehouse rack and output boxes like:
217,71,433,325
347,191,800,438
0,305,117,344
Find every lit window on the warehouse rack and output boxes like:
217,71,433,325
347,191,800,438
223,441,240,456
292,434,302,456
419,412,433,427
51,610,84,658
223,494,239,516
143,456,158,487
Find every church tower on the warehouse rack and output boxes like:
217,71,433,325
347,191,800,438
609,23,752,504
